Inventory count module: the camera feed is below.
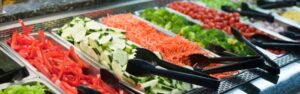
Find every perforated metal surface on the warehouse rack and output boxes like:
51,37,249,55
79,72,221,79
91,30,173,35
0,0,300,94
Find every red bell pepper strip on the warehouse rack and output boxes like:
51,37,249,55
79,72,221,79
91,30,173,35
18,19,33,36
38,29,47,48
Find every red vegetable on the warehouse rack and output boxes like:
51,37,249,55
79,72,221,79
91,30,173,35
7,19,123,94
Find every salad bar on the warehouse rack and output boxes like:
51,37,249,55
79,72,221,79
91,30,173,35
0,0,300,94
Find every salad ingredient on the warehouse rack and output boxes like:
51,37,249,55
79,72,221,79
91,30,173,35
0,82,46,94
7,19,119,94
102,14,235,79
281,10,300,24
59,17,193,94
102,13,212,66
250,20,285,33
200,0,240,10
168,1,262,38
140,8,254,56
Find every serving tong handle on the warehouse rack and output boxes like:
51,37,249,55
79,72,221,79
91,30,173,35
257,0,299,9
253,41,300,50
221,3,274,22
203,57,278,74
134,48,215,79
126,59,220,90
189,54,261,63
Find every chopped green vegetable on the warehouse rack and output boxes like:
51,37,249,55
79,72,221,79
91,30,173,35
0,82,47,94
200,0,240,10
140,8,254,56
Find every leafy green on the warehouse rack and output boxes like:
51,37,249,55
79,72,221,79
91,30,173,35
0,82,47,94
140,8,254,56
200,0,240,10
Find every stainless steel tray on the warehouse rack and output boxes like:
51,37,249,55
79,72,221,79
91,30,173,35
1,32,132,94
0,0,299,93
50,31,144,94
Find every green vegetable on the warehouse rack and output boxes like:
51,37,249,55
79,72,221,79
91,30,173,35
140,8,254,56
200,0,240,10
59,17,192,94
0,82,47,94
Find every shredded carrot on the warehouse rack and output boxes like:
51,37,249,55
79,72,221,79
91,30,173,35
102,13,234,78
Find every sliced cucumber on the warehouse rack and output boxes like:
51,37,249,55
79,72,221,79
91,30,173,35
171,89,182,94
110,38,126,50
182,82,192,91
111,61,123,78
86,46,99,61
61,27,74,39
85,20,105,30
97,35,112,44
71,24,86,42
113,49,128,66
86,32,101,40
141,79,158,89
151,88,171,94
79,41,89,52
88,39,99,48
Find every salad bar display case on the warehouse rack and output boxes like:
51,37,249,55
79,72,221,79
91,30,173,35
1,0,300,94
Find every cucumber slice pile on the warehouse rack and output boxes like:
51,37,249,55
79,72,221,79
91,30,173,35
59,17,192,94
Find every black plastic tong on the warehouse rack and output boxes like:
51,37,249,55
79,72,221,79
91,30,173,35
221,3,274,22
250,33,300,50
126,59,220,90
231,27,280,74
189,54,277,74
134,48,215,79
257,0,299,9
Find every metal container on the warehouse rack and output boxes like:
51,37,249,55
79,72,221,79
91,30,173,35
0,32,130,94
50,30,144,94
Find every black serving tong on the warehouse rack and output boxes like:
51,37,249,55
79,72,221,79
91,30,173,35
221,3,274,22
257,0,299,9
207,43,240,57
126,59,220,90
77,85,101,94
231,27,280,74
189,54,278,74
189,54,260,64
280,26,300,39
250,34,300,50
0,67,29,84
201,57,277,74
134,48,215,79
100,68,142,94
